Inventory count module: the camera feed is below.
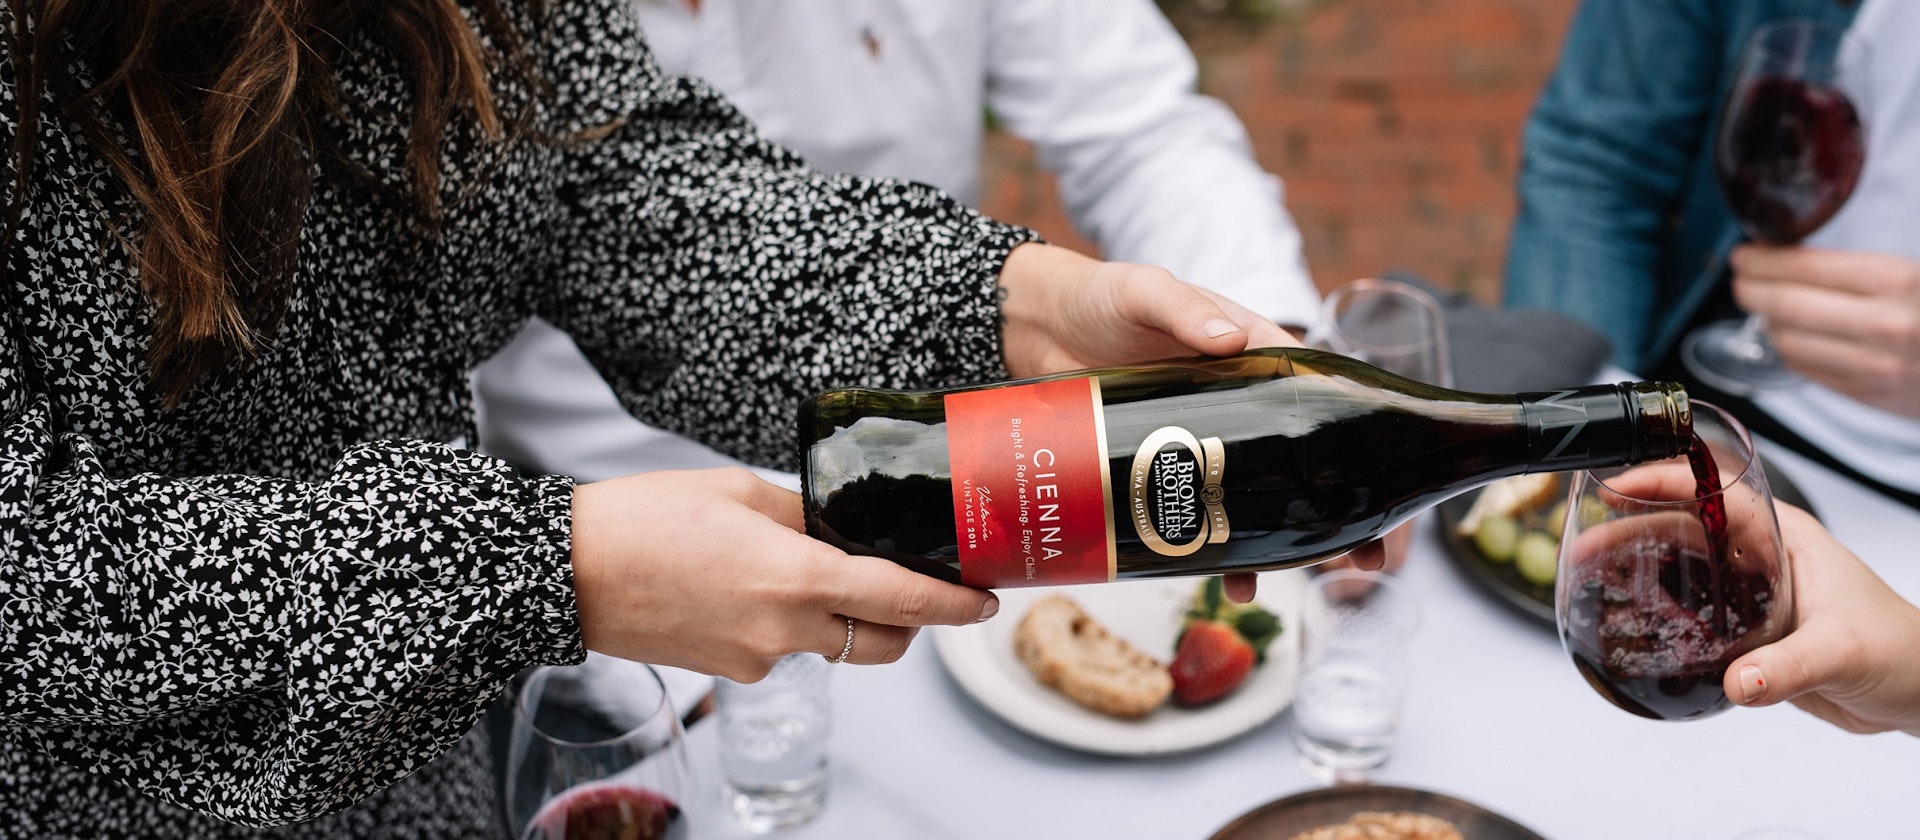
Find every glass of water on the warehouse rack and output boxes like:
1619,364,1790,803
1290,569,1421,783
715,652,832,832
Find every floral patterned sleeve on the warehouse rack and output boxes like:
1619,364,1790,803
532,0,1040,472
0,4,582,829
0,308,582,826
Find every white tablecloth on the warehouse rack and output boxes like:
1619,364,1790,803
678,438,1920,838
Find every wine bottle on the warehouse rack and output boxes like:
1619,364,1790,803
800,347,1691,588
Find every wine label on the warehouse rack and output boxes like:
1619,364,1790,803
1128,427,1230,556
945,378,1115,587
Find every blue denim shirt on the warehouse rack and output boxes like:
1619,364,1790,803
1502,0,1860,374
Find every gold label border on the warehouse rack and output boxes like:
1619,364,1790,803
1129,426,1230,556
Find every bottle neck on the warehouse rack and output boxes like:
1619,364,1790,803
1516,382,1692,472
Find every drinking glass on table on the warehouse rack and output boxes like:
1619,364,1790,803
716,652,833,833
1291,569,1421,783
1306,277,1454,388
1556,401,1792,721
1681,18,1870,395
505,656,694,840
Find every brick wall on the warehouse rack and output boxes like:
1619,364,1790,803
979,0,1580,304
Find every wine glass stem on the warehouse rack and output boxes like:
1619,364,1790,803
1732,314,1772,362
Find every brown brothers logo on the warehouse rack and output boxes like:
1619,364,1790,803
1128,427,1230,556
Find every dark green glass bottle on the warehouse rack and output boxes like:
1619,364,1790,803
801,347,1691,589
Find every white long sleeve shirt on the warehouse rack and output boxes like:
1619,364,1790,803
474,0,1319,482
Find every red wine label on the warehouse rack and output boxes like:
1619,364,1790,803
1128,428,1230,556
945,378,1115,587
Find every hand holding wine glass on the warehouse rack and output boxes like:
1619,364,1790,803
1726,244,1920,418
1724,502,1920,737
1555,402,1792,721
1681,18,1869,396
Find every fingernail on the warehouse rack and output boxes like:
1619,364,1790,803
1204,318,1241,339
1739,664,1767,704
976,595,1000,623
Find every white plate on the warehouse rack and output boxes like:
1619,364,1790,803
931,571,1305,756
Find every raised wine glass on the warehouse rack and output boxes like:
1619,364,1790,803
1555,401,1791,721
505,655,695,840
1680,18,1868,396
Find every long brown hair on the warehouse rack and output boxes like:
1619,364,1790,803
7,0,544,408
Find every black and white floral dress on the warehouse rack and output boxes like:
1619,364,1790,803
0,0,1032,836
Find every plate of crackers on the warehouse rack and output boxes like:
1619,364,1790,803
1208,784,1547,840
930,571,1305,756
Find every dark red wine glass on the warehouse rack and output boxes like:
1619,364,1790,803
1555,402,1792,721
506,656,694,840
1682,18,1869,396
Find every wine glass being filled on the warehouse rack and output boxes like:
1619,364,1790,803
1555,402,1792,722
1681,18,1869,396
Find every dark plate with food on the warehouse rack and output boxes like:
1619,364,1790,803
1209,784,1546,840
1434,463,1814,629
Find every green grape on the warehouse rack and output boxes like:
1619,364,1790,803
1472,515,1519,563
1515,531,1559,586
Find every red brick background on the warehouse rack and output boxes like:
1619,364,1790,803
979,0,1580,305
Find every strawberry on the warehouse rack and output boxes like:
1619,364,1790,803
1169,621,1256,706
1167,577,1283,707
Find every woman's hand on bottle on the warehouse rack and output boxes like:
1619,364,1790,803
994,243,1299,378
1722,503,1920,737
993,243,1320,603
570,468,999,682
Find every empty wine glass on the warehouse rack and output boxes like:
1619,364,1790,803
1306,277,1454,572
1307,277,1454,387
505,655,694,840
1555,402,1791,721
1681,18,1869,395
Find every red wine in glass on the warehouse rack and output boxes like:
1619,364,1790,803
1562,430,1780,721
1682,19,1869,396
1716,76,1865,244
522,784,688,840
507,661,694,840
